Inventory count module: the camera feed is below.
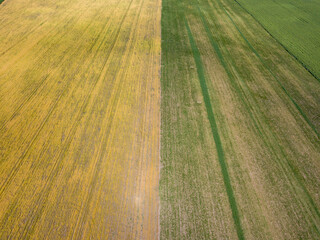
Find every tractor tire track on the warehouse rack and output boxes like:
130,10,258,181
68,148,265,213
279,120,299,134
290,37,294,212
185,16,245,240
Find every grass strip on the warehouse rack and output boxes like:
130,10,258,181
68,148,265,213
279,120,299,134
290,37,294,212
184,17,245,240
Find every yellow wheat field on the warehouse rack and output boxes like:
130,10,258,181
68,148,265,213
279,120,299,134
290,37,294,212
0,0,161,238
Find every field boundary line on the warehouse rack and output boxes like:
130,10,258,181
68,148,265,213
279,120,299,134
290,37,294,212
184,17,245,240
158,0,162,236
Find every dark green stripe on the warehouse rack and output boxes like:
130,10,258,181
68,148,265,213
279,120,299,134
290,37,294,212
184,17,245,240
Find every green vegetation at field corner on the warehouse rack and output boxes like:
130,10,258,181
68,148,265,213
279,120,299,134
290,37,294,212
235,0,320,80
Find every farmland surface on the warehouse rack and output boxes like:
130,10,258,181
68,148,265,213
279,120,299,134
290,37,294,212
1,0,320,238
160,0,320,239
0,0,160,238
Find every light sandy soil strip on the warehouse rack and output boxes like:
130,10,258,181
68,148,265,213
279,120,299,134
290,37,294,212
0,0,161,238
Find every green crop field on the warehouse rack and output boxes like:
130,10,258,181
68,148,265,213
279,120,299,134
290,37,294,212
235,0,320,80
160,0,320,238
